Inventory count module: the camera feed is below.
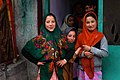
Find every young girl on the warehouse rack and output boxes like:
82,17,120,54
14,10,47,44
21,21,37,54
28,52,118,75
75,12,108,80
22,13,69,80
57,27,81,80
60,14,75,33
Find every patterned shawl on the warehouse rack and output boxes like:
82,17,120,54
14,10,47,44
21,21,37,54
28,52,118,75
22,13,67,80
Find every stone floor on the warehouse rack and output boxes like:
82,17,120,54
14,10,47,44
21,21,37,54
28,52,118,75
0,59,28,80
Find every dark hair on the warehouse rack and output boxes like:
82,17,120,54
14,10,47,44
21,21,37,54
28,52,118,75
85,12,97,20
45,13,56,19
85,0,96,6
44,13,57,25
84,0,98,15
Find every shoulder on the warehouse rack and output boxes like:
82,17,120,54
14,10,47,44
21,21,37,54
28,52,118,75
76,33,83,41
77,33,82,37
101,36,108,43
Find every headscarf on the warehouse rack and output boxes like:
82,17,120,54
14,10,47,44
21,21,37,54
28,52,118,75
60,14,74,32
75,12,104,79
22,13,66,79
40,13,62,44
64,27,76,36
64,27,77,49
64,27,77,62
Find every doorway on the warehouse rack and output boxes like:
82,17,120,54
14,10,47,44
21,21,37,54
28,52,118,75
50,0,98,28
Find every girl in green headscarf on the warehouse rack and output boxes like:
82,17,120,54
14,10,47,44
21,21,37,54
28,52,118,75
22,13,68,80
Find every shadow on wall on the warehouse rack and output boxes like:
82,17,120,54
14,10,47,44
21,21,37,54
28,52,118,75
104,23,120,45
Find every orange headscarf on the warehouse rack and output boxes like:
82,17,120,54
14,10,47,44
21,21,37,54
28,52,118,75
75,12,104,79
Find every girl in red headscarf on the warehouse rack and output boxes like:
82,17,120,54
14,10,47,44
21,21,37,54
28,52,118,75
75,12,108,80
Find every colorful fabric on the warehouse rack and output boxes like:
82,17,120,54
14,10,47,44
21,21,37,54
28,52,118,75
0,0,17,64
37,69,40,80
75,12,104,79
22,13,67,80
0,0,3,9
78,69,102,80
73,62,78,78
50,69,58,80
63,62,73,80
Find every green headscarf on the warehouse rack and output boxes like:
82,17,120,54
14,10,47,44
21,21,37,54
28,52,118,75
22,13,66,80
40,13,62,44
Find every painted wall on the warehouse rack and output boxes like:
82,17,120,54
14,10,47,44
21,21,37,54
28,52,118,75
14,0,38,80
14,0,38,52
102,0,120,80
103,0,120,45
0,0,38,80
103,46,120,80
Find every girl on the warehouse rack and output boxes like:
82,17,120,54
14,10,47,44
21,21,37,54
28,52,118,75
57,27,81,80
22,13,68,80
75,12,108,80
60,14,75,33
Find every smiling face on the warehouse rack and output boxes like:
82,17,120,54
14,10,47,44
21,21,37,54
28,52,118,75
67,30,76,43
86,16,97,32
45,16,56,32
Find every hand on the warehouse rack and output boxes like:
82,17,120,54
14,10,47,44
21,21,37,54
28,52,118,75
75,47,81,55
82,45,91,51
37,62,45,66
56,59,67,67
84,51,93,58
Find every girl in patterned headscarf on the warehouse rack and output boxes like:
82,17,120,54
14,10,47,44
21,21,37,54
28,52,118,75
22,13,68,80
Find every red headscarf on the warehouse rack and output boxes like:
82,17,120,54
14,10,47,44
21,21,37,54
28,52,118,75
75,12,104,79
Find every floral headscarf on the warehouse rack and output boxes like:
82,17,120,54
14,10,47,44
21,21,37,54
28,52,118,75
22,13,68,79
33,13,67,72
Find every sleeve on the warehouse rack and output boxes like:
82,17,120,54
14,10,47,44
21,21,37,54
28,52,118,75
22,39,44,61
22,48,38,65
90,36,108,57
75,35,80,50
64,50,75,61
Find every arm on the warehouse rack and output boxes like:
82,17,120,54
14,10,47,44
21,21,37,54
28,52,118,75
75,35,80,50
22,39,44,61
91,36,108,57
22,48,38,65
56,47,81,67
82,36,108,58
56,50,74,67
69,47,81,63
64,50,75,61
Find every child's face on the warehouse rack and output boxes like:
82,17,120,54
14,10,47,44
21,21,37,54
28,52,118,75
67,31,76,43
85,5,95,13
86,16,97,32
67,16,74,27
